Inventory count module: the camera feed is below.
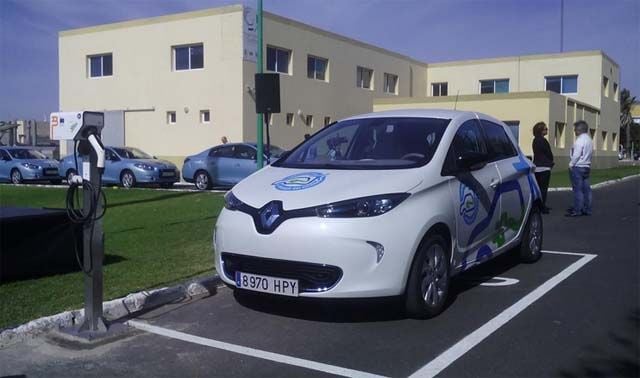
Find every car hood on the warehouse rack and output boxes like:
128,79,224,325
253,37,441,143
132,159,177,169
232,166,423,210
16,159,59,168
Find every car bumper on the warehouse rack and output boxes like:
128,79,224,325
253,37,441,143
214,207,421,298
134,169,180,184
21,167,60,181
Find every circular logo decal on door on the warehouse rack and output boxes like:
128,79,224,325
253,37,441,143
459,183,479,225
272,172,326,191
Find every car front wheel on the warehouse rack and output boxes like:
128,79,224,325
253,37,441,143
10,169,23,184
405,234,450,319
194,171,212,190
519,206,543,263
120,170,136,189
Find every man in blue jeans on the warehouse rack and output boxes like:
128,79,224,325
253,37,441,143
566,120,593,217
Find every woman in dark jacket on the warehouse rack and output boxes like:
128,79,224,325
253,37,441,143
532,122,554,213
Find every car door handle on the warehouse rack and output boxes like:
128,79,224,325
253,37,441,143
490,179,500,189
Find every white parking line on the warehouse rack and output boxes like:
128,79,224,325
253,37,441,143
127,320,387,378
409,250,597,378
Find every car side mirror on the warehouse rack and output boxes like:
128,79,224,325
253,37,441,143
457,151,487,171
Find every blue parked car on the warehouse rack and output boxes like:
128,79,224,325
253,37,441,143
182,143,285,190
0,146,61,184
60,146,180,188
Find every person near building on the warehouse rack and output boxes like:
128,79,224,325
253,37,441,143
532,122,554,214
221,136,229,144
566,120,593,217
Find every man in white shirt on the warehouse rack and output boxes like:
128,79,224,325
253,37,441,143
566,120,593,217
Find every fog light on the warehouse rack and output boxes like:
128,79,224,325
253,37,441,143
366,241,385,263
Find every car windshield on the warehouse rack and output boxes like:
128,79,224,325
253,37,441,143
113,147,152,159
274,117,450,169
8,149,47,159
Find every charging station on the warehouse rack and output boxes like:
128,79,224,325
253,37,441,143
50,111,109,338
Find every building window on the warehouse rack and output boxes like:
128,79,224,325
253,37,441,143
601,131,608,151
167,111,176,124
356,66,373,89
603,76,609,97
431,82,448,96
383,73,398,94
305,115,313,127
480,79,509,94
613,82,619,101
307,55,328,81
200,110,210,124
173,44,204,71
545,75,578,94
88,54,112,77
554,122,565,148
267,46,291,74
286,112,294,126
324,116,332,126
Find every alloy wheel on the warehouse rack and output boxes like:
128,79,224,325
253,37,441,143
528,211,543,256
420,244,448,307
11,170,22,184
195,172,209,190
122,172,134,188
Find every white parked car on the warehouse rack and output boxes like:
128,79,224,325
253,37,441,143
214,109,543,318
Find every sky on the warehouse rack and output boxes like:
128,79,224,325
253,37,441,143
0,0,638,120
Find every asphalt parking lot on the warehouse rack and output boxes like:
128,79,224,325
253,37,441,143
1,177,638,377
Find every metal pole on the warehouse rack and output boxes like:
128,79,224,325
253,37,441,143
256,0,264,169
79,144,107,334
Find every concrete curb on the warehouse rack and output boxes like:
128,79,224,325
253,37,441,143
0,274,222,348
548,173,640,192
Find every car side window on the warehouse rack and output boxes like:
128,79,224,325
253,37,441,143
480,120,518,161
0,150,10,160
442,119,487,175
234,145,257,160
105,149,118,161
211,146,234,158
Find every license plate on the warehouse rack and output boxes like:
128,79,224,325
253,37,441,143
161,171,175,177
44,168,58,175
235,271,299,297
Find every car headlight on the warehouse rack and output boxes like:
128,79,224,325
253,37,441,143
21,163,41,169
315,193,410,218
224,191,244,210
134,163,155,171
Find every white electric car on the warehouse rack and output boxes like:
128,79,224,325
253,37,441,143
214,109,543,318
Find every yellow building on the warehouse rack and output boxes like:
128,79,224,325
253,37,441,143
58,4,621,170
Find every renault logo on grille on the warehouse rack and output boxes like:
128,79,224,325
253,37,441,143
259,201,283,230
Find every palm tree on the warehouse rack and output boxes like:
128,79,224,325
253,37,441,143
620,89,636,156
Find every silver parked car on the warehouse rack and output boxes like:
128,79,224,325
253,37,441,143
0,147,61,184
60,146,179,188
182,143,285,190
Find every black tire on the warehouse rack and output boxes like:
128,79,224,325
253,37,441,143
120,170,136,188
50,179,62,185
10,169,23,184
405,234,450,319
66,169,77,183
519,206,543,263
194,170,212,190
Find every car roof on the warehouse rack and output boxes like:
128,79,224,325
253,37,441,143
342,108,475,121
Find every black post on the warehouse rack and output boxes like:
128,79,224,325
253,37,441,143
78,144,107,334
264,112,271,163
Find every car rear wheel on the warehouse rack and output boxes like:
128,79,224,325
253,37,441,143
194,171,212,190
519,206,543,263
120,170,136,189
405,234,450,319
10,169,23,184
66,169,77,183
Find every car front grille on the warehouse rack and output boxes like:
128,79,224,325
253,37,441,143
221,252,343,293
